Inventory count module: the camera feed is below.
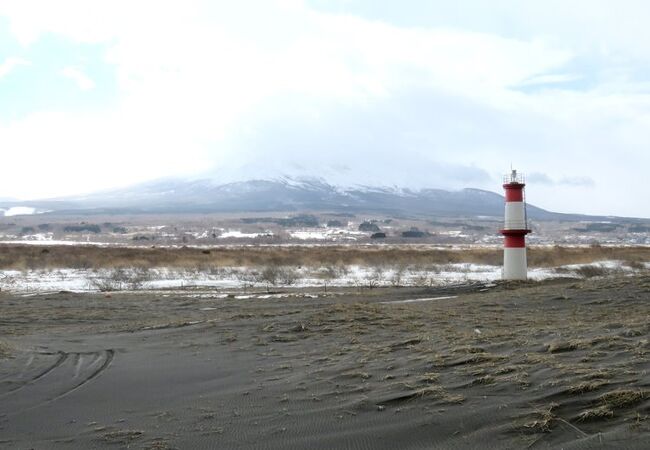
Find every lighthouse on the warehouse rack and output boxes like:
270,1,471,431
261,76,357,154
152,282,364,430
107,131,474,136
500,169,531,280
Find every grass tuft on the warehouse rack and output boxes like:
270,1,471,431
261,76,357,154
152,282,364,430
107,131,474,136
0,341,12,358
523,403,558,433
568,380,608,395
419,372,439,384
599,389,649,409
577,406,613,422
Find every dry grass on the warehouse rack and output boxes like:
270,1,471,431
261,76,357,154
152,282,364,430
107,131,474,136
573,265,612,278
529,246,650,267
546,336,609,353
439,393,465,404
523,403,559,433
494,365,519,375
546,340,580,353
575,389,648,422
598,389,649,409
472,375,496,385
568,380,608,394
142,440,174,450
0,341,11,358
0,244,502,270
448,352,506,366
1,243,650,270
578,369,616,380
342,371,372,380
419,372,440,384
403,384,465,404
577,406,614,422
101,429,144,444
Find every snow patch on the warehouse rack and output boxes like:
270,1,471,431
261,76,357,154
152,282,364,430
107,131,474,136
218,230,273,239
19,233,54,241
290,228,365,241
382,296,457,304
0,260,636,293
3,207,37,216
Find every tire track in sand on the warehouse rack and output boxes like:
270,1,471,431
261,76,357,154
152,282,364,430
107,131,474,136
0,351,68,398
2,349,114,416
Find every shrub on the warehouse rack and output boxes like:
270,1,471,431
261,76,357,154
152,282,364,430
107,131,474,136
89,268,152,291
234,269,258,288
574,265,609,278
0,273,17,290
276,215,319,227
278,267,298,286
64,224,101,233
390,265,406,286
624,259,646,270
362,267,385,288
255,266,299,290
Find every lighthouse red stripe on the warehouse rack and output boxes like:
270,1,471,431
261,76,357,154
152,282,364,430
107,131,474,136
504,235,526,248
503,185,524,202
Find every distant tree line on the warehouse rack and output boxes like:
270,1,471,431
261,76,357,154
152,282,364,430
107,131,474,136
63,224,101,233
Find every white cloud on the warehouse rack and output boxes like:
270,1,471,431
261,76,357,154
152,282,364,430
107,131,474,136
1,1,650,215
0,56,29,78
60,67,95,90
517,73,582,87
0,1,571,102
0,109,213,199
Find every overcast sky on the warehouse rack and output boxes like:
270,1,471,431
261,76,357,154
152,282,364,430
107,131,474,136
1,0,649,216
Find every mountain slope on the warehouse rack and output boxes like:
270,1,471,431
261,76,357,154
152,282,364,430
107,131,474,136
0,177,625,221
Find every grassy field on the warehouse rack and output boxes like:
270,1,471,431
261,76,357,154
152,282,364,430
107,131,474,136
0,243,649,271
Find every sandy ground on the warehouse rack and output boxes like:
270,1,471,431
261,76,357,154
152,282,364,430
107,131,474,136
0,277,649,449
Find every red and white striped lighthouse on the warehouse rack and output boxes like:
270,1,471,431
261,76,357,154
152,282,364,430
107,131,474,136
500,169,531,280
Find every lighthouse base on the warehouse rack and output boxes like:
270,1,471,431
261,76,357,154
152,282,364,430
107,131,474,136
503,247,527,280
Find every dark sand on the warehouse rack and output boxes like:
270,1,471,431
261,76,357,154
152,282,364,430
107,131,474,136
1,277,649,449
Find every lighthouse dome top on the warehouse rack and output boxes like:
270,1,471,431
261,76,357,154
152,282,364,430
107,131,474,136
503,169,525,185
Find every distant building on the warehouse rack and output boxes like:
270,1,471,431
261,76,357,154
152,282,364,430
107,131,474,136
326,220,345,227
359,221,380,232
401,227,426,238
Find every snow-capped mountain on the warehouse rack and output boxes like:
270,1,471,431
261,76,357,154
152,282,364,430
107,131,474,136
0,176,608,221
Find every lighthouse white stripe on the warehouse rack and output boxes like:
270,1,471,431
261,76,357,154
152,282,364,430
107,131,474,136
504,201,526,229
503,248,527,280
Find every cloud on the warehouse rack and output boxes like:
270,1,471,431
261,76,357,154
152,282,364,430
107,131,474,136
526,172,554,185
0,110,213,199
0,57,29,78
558,176,595,187
209,88,501,189
527,172,595,187
0,3,570,179
60,67,95,90
0,2,572,101
0,1,649,216
516,73,582,87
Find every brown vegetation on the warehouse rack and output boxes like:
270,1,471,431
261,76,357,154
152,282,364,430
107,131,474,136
599,389,649,410
1,243,650,270
0,340,11,358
